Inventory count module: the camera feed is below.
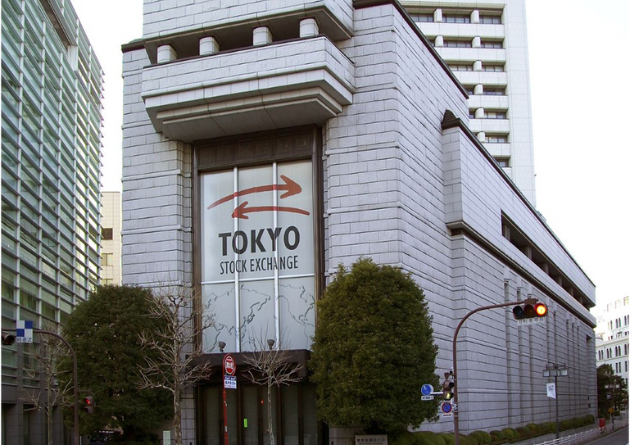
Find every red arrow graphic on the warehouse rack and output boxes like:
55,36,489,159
232,201,310,220
207,175,302,210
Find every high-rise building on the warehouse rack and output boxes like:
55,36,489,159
595,297,629,385
401,0,536,205
122,0,595,442
100,192,122,285
1,0,103,442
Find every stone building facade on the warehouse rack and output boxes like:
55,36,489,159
121,1,597,443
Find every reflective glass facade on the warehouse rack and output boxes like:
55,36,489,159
1,0,103,439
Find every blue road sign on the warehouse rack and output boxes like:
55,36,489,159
421,384,434,396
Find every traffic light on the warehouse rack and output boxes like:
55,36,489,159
83,396,94,414
2,333,16,346
442,371,454,400
513,302,547,320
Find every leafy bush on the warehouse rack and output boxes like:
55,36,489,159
458,435,478,445
470,431,491,445
500,429,516,440
310,258,439,432
439,434,455,445
525,423,538,435
584,415,595,425
515,427,530,438
489,430,504,441
415,432,445,445
560,419,575,431
390,431,416,445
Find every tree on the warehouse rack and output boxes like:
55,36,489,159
597,364,628,417
61,285,172,439
137,282,215,445
243,331,304,445
310,258,439,433
22,322,73,445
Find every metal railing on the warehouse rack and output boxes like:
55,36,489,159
535,419,629,445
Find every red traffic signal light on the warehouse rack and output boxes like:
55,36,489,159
513,302,547,320
2,333,16,346
83,396,94,414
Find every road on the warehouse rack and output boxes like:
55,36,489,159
585,426,628,445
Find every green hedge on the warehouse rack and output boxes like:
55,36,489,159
525,424,538,435
392,413,597,445
500,429,517,440
470,431,491,445
515,427,530,438
439,434,455,445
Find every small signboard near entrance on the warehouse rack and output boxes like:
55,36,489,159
224,354,236,375
224,375,237,390
223,354,237,389
356,435,387,445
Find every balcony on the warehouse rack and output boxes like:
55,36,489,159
469,118,511,134
416,22,505,39
453,70,508,86
437,47,506,64
141,37,354,142
468,94,509,110
482,142,511,158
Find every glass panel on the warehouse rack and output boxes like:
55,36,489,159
279,278,315,351
282,385,299,445
242,386,259,445
240,279,275,352
303,385,318,445
202,283,236,353
201,170,236,284
204,387,221,445
277,162,314,277
236,166,275,281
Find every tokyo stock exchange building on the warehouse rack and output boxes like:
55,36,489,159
121,1,597,443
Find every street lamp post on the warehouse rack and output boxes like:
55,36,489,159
542,363,568,439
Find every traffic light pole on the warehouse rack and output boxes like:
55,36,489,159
3,328,80,445
452,299,539,445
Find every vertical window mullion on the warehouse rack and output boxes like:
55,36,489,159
273,162,280,344
233,166,241,352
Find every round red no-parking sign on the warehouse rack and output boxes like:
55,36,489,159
223,354,236,376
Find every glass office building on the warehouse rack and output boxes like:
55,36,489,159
1,0,103,442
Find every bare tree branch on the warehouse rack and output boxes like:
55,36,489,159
20,322,74,445
137,281,215,445
242,329,303,445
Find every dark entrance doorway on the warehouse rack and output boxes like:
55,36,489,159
198,382,319,445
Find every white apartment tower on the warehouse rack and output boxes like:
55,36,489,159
402,0,536,205
595,297,629,385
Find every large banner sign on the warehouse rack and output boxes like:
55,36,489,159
200,161,315,352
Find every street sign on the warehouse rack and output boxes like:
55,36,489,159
441,402,453,417
224,375,237,389
224,354,236,376
16,320,33,343
421,384,434,396
421,396,434,401
546,383,556,399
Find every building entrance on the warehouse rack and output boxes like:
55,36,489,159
199,383,319,445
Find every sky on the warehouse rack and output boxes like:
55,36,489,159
72,0,630,313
